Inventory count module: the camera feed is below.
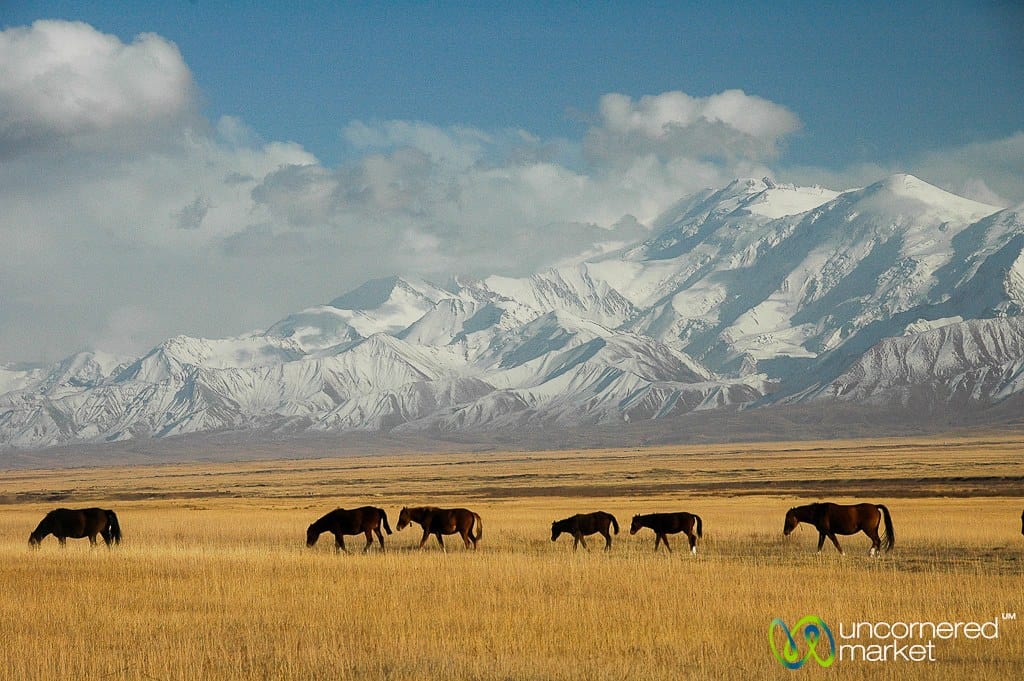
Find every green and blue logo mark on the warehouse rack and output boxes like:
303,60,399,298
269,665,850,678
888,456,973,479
769,616,837,669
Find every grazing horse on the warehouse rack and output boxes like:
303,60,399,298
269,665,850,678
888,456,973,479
396,506,482,550
783,502,894,556
629,512,702,554
550,511,619,551
306,506,392,552
28,508,121,547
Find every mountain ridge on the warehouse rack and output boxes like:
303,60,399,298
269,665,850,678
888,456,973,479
2,173,1021,452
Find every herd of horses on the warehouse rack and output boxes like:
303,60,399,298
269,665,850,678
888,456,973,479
27,504,1024,555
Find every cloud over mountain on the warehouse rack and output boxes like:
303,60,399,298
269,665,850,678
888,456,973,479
1,19,1020,370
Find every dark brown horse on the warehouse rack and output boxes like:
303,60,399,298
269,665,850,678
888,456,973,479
396,506,482,550
28,508,121,547
551,511,619,551
784,502,894,555
306,506,392,552
629,512,702,554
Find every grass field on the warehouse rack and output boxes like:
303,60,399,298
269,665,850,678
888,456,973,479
1,435,1022,679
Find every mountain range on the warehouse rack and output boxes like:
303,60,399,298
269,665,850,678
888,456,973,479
2,173,1022,451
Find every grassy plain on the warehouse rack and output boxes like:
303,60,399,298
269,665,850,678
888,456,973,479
1,435,1022,680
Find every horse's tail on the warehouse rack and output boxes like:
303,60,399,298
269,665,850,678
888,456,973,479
609,514,619,535
878,504,894,552
106,510,122,545
379,508,392,535
473,513,483,541
695,514,703,538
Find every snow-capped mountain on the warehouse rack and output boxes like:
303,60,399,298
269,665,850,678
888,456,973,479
2,174,1022,450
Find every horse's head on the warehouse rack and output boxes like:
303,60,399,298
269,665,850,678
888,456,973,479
305,524,320,547
28,513,52,547
550,521,562,542
783,508,800,536
629,515,642,535
396,507,411,531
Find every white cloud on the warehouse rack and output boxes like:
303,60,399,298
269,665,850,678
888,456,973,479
4,19,1017,365
587,89,800,166
0,20,194,155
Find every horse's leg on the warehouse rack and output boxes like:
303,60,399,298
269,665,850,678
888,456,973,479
57,536,66,547
374,527,385,551
653,535,661,552
864,527,881,556
572,535,579,551
363,529,373,553
460,529,472,549
419,529,430,548
816,532,826,552
579,534,589,551
335,533,348,553
601,530,612,551
663,534,674,553
435,533,446,552
827,533,844,555
88,533,98,548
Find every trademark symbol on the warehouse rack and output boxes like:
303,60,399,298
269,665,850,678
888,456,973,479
1002,613,1017,621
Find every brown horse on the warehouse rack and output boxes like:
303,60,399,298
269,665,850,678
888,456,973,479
29,508,121,547
784,502,894,555
551,511,619,551
396,506,482,550
306,506,392,552
629,512,702,554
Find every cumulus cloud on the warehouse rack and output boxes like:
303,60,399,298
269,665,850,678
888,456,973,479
0,20,194,155
586,89,800,166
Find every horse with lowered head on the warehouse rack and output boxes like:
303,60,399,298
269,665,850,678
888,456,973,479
784,502,894,556
306,506,392,552
396,506,482,550
551,511,619,551
630,512,702,554
29,508,121,547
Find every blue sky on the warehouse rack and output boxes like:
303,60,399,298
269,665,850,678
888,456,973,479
0,2,1022,362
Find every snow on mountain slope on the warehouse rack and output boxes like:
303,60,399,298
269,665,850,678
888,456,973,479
266,276,451,351
2,175,1022,451
804,316,1024,406
117,335,303,383
582,175,1006,381
477,265,639,330
0,364,44,395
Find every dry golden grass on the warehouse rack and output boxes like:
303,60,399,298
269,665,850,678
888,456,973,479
1,435,1022,680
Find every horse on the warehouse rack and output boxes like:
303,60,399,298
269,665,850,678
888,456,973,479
28,508,121,548
550,511,619,551
629,512,702,554
396,506,482,550
783,502,894,556
306,506,392,552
